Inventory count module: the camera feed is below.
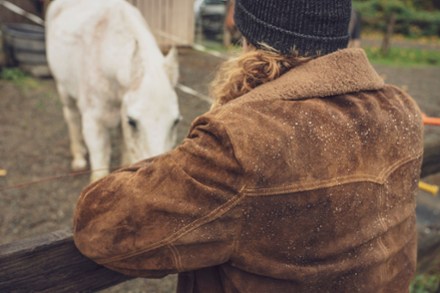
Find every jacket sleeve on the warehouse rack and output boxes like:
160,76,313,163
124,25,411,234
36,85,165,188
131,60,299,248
73,115,245,278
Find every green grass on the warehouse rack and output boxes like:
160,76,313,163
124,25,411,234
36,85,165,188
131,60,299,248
365,46,440,67
0,67,40,89
0,67,28,82
410,274,440,293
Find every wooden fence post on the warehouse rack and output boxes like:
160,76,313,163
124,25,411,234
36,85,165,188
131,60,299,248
381,12,396,55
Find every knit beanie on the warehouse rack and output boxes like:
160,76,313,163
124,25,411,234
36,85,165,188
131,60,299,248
234,0,352,56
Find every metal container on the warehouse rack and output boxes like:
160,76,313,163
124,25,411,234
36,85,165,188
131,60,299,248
1,23,47,66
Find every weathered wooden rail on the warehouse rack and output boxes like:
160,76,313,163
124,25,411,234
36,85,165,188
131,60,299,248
1,223,439,292
1,134,440,292
0,229,132,292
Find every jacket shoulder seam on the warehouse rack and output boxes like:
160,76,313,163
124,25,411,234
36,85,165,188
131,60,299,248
167,244,182,272
98,186,247,264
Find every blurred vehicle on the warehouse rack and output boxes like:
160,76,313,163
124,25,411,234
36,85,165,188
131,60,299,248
194,0,227,38
223,0,241,46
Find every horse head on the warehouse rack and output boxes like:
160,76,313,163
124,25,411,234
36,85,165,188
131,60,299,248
121,45,181,165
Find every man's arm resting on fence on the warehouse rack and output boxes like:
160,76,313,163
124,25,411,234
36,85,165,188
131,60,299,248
73,116,244,278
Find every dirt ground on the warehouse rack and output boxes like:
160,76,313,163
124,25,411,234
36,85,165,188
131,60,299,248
1,47,440,292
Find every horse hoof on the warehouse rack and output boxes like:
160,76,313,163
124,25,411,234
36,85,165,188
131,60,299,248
90,170,109,182
72,159,87,171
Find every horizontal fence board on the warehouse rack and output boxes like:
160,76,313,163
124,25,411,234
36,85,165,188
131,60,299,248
1,226,440,292
0,229,132,292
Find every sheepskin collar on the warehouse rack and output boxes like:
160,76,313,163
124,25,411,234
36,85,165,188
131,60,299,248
248,48,384,101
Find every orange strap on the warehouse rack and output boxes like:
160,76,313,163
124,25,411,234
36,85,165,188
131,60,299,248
422,113,440,126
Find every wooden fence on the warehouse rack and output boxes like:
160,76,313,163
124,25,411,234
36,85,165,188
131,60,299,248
1,214,440,292
127,0,195,47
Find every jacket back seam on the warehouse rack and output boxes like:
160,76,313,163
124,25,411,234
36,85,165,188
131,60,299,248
243,154,423,196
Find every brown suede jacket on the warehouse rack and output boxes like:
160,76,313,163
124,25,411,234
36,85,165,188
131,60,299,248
74,48,424,293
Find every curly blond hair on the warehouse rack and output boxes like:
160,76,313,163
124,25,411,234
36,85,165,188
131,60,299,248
210,43,313,109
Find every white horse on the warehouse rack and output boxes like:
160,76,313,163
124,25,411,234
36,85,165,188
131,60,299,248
46,0,180,181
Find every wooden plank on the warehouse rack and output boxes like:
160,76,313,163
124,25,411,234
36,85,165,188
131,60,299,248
187,0,195,45
1,225,439,292
162,3,167,45
176,0,183,44
129,0,194,46
0,229,132,292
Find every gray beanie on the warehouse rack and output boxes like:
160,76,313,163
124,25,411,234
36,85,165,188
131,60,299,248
234,0,352,56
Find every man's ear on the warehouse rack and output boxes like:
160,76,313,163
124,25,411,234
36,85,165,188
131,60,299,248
164,46,179,87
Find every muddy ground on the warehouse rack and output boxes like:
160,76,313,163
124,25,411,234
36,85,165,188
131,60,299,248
1,47,440,292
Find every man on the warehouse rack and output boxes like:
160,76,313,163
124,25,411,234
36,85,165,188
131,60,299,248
73,1,423,292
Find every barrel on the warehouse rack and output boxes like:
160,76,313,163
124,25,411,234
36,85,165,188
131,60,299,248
1,23,50,76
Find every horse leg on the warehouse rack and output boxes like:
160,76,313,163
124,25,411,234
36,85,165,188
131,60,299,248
58,84,88,171
119,123,130,167
82,112,111,181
